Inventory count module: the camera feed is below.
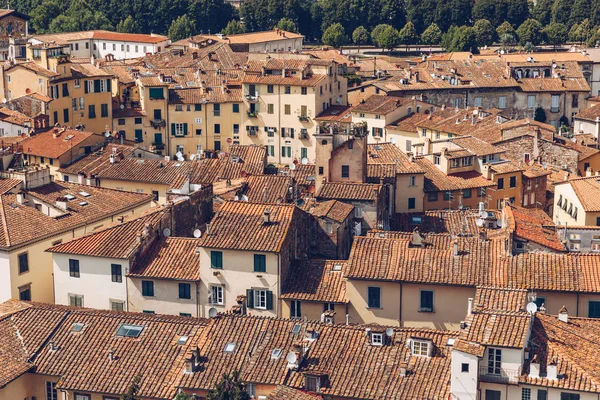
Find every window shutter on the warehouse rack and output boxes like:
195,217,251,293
94,79,101,93
84,81,88,94
246,289,254,308
171,123,176,135
183,123,188,135
266,290,273,310
106,78,112,92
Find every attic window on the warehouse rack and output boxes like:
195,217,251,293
371,333,383,346
224,342,236,353
411,339,431,357
64,135,74,141
72,323,85,332
271,348,283,359
115,323,144,338
79,201,88,206
177,336,189,345
305,376,321,393
291,324,302,335
446,338,455,346
64,194,76,201
332,264,342,271
79,191,91,197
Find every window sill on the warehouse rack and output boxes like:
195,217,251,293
418,308,434,313
366,306,382,310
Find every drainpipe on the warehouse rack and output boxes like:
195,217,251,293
399,283,402,325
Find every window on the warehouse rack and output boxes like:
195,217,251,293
149,87,164,99
267,84,274,93
522,388,531,400
367,287,381,308
69,259,80,278
214,124,220,134
305,376,320,392
211,251,223,269
281,146,291,158
408,176,416,186
589,301,600,318
474,97,482,107
486,390,501,400
419,290,433,312
253,289,269,309
285,104,291,115
291,300,302,318
232,103,239,113
210,285,224,305
572,94,579,108
285,86,291,94
371,333,383,346
18,252,28,274
498,96,506,109
214,141,221,151
428,192,438,202
461,363,469,373
254,254,266,272
463,188,472,199
408,198,416,209
551,95,560,112
341,165,349,178
179,283,191,299
497,178,504,190
101,103,108,118
46,381,58,400
110,301,124,311
510,176,517,188
411,340,430,356
487,348,502,374
434,154,440,165
444,191,453,201
213,104,220,116
152,191,159,201
135,129,143,142
560,394,580,400
142,280,154,297
537,390,547,400
116,323,144,338
88,104,96,119
69,294,84,307
79,97,84,110
372,127,383,137
301,87,307,95
19,285,31,301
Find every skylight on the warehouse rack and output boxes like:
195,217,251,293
291,324,302,335
64,194,76,200
224,342,236,353
115,323,144,338
79,201,88,206
79,191,91,197
332,264,342,271
177,335,189,345
271,348,282,359
72,323,85,332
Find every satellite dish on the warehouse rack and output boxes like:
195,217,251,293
286,352,297,363
301,157,308,165
390,137,396,144
385,327,394,337
193,229,202,238
208,307,218,318
526,302,538,314
190,154,197,160
241,194,249,202
163,228,171,237
120,104,125,109
105,131,111,137
296,198,305,207
289,163,296,170
1,98,6,104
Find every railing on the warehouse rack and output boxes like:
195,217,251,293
245,93,259,101
298,115,309,122
479,366,521,384
151,119,165,129
247,111,258,118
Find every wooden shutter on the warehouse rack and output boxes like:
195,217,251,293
246,289,254,308
266,291,273,310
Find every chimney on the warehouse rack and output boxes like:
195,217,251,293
399,361,408,377
108,349,115,361
78,173,85,184
558,306,568,323
55,197,68,211
546,360,558,380
206,223,211,235
263,208,271,224
596,116,600,139
467,297,473,316
587,168,593,177
110,154,116,164
16,191,25,204
49,341,57,351
136,233,143,244
414,71,419,83
453,240,459,256
472,110,478,125
529,355,540,378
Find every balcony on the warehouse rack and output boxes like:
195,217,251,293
248,129,258,136
245,93,259,102
247,111,258,118
479,366,521,384
151,142,165,150
151,119,166,129
298,115,310,122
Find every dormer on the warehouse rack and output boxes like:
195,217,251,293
408,337,432,357
304,372,328,393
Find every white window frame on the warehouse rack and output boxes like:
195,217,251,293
110,300,125,311
210,285,224,305
371,333,383,346
411,339,430,356
74,79,80,88
174,123,185,137
408,176,416,186
527,95,536,109
498,96,506,109
290,300,301,318
46,381,58,400
254,289,267,309
69,294,84,307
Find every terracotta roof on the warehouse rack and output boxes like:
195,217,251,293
281,260,347,303
33,30,167,44
316,182,382,201
314,105,353,122
176,314,458,400
0,178,21,195
169,87,242,104
0,181,152,249
486,160,523,174
414,157,496,192
70,63,111,78
242,72,327,88
523,163,552,178
367,143,425,174
7,61,59,78
308,200,354,223
47,207,166,258
22,128,104,159
128,237,201,281
57,144,136,177
506,206,565,252
95,158,191,188
575,104,600,122
460,310,530,349
306,49,351,65
113,107,146,118
198,201,298,252
268,386,322,400
562,176,600,212
446,136,504,157
245,175,292,203
391,209,502,236
352,96,410,115
281,163,315,188
0,107,33,126
190,146,266,185
472,286,528,312
207,29,303,45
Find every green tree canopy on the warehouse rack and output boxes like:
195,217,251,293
222,20,246,35
371,24,393,47
378,25,400,51
543,22,568,47
570,0,591,26
168,14,195,41
322,22,347,48
207,372,250,400
352,26,370,48
275,18,298,33
121,374,141,400
398,21,418,45
516,18,543,45
496,21,516,38
30,0,66,33
48,0,113,33
421,22,442,45
473,19,496,47
534,107,547,123
448,25,479,52
116,15,140,33
532,0,553,26
188,0,236,35
551,0,572,25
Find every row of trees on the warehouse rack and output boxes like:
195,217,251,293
321,18,600,52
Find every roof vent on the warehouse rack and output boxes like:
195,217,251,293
529,355,540,378
558,306,568,323
546,359,558,380
263,208,271,224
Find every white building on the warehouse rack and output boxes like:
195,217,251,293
30,30,169,60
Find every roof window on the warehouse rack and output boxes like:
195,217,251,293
224,342,236,353
271,348,283,359
115,323,144,338
72,322,85,332
291,323,302,335
177,336,189,345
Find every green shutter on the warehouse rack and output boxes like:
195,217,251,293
246,289,254,308
106,78,112,92
183,123,188,135
266,291,273,310
171,123,176,136
84,81,88,94
94,79,101,93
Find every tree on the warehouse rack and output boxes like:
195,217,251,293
371,24,392,47
322,23,347,48
352,26,370,51
121,374,141,400
168,14,195,41
588,26,600,47
496,21,516,39
406,0,436,32
421,23,442,47
398,22,418,50
532,0,553,26
207,372,250,400
534,107,547,123
551,0,572,25
499,32,517,50
516,18,543,45
48,0,113,32
506,0,530,28
472,0,510,28
116,15,140,33
188,0,236,36
174,393,192,400
441,25,459,50
544,22,568,48
222,20,246,35
449,25,479,52
30,0,66,33
276,18,298,33
473,19,496,47
570,0,591,26
570,19,592,44
378,25,400,52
